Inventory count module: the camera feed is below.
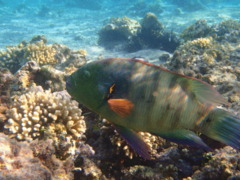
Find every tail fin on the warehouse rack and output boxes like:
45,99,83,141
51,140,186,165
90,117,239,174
201,108,240,149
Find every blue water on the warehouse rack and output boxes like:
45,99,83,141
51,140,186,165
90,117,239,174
0,0,239,56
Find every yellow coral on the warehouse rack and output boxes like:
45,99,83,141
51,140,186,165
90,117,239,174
24,41,58,65
4,86,86,159
188,37,212,49
5,86,85,141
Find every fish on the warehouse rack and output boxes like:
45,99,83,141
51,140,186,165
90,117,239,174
66,58,240,159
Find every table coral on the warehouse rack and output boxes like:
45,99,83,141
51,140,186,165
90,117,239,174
4,86,86,159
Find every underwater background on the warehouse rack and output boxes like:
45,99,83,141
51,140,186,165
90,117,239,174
0,0,240,179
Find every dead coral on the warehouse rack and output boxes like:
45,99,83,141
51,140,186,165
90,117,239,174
4,86,86,159
0,133,74,180
0,68,15,127
191,147,240,180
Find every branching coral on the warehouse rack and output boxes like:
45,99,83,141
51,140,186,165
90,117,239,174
0,36,87,74
4,86,86,159
23,41,58,65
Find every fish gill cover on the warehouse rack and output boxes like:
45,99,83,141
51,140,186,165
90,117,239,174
0,0,240,179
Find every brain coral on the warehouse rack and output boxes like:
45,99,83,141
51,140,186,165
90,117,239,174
4,86,86,159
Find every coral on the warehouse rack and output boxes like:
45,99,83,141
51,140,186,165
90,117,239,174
168,37,224,72
35,65,67,92
0,68,15,102
131,13,180,52
181,19,240,43
98,16,141,50
0,68,15,126
23,41,58,65
213,19,240,43
98,13,180,52
0,42,26,73
180,20,213,41
191,147,240,179
0,36,87,73
14,60,40,91
4,86,86,159
0,133,74,180
0,133,52,180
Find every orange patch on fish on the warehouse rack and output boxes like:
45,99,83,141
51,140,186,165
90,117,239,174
108,99,134,117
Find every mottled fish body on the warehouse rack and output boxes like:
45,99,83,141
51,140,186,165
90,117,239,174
66,58,240,159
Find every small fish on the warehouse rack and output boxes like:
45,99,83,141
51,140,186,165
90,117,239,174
66,58,240,159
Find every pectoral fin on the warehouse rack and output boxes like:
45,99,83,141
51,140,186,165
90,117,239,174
155,129,211,151
108,99,134,117
114,125,151,160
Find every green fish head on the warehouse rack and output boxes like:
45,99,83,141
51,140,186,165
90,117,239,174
66,62,113,112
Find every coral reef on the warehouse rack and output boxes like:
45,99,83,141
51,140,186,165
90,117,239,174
191,147,240,179
180,20,213,41
0,68,15,127
166,20,240,113
23,40,58,65
0,133,74,180
181,19,240,43
4,86,86,159
98,13,180,53
1,30,240,179
136,12,180,52
98,16,141,50
0,35,87,73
